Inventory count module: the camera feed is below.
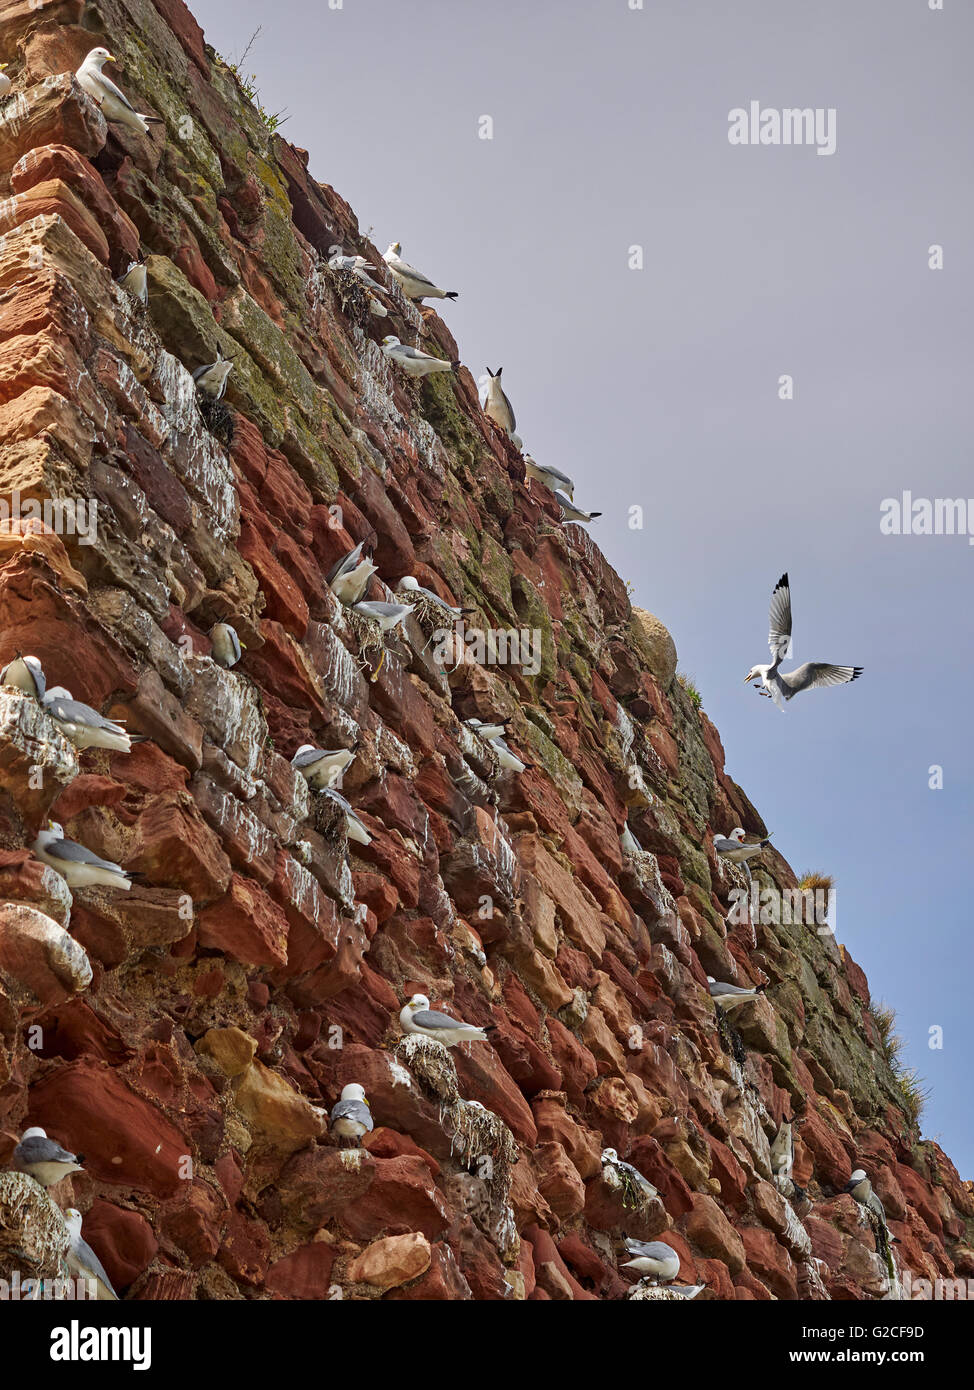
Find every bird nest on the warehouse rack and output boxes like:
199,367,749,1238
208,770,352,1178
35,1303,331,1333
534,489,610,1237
715,1005,748,1068
395,1034,461,1104
0,1172,70,1282
346,610,396,680
329,266,373,329
603,1163,652,1212
628,1282,702,1301
198,395,236,446
310,790,347,843
401,594,456,645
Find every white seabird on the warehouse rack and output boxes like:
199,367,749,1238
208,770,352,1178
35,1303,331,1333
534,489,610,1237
714,827,771,863
209,622,243,668
327,245,388,296
330,1083,374,1146
320,787,372,846
12,1128,84,1187
33,823,135,892
554,490,601,524
771,1115,796,1187
383,242,458,302
327,541,379,607
620,1238,680,1283
291,743,356,791
1,653,46,700
464,717,509,741
192,349,234,401
0,64,10,98
843,1168,887,1224
42,686,141,754
396,575,472,618
523,456,575,501
483,367,516,437
381,336,455,378
399,993,492,1047
75,48,162,136
488,733,531,773
620,822,642,856
707,975,766,1010
744,572,863,709
351,600,414,635
117,258,147,305
63,1209,118,1300
601,1148,659,1201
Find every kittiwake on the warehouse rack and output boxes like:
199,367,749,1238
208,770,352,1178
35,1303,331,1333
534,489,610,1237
1,653,46,700
399,993,492,1047
33,823,135,891
12,1128,84,1187
291,743,356,791
383,243,458,301
75,48,162,136
381,336,455,378
63,1209,118,1300
330,1083,374,1146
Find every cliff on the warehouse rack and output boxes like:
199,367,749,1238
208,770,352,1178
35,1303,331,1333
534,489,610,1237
0,0,970,1302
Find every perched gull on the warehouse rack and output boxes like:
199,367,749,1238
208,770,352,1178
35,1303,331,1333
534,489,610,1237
483,367,516,437
399,993,492,1047
327,245,388,296
488,733,531,773
843,1169,887,1224
327,541,378,607
209,622,243,668
75,48,162,136
33,823,135,892
320,787,372,846
770,1115,796,1187
12,1128,84,1187
42,686,141,754
192,349,234,401
523,456,575,501
291,743,356,791
601,1148,659,1201
0,64,10,98
1,653,46,700
381,336,455,378
63,1209,118,1301
465,717,509,741
351,600,414,636
330,1083,374,1147
554,490,601,524
744,573,863,709
397,575,473,618
383,242,458,301
620,822,642,856
714,827,771,864
708,976,766,1010
117,258,147,305
620,1239,680,1283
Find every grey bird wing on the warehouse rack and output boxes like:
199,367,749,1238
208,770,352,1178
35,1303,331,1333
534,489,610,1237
782,663,862,692
321,788,354,814
768,572,793,661
72,1234,118,1298
412,1008,471,1030
713,837,739,853
394,344,436,361
358,602,411,618
93,69,140,114
44,838,125,874
624,1239,677,1259
16,1135,80,1165
326,541,365,584
45,694,126,733
394,259,438,289
192,362,218,381
710,979,754,996
330,1099,374,1130
291,747,328,768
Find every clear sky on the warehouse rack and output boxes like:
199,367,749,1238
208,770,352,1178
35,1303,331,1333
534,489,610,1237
191,0,973,1176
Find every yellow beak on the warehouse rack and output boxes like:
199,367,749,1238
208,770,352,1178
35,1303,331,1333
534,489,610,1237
106,53,117,64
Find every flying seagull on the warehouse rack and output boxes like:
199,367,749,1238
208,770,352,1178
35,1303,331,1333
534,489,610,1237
396,575,473,618
192,349,234,400
327,541,379,607
523,456,575,501
75,48,163,136
383,243,457,301
708,976,766,1010
1,653,46,700
117,257,147,305
330,1083,374,1147
33,823,135,891
63,1209,118,1300
291,744,356,791
554,490,601,524
744,573,863,709
381,336,455,378
483,368,516,437
620,1239,680,1283
12,1128,84,1187
714,827,771,863
320,787,372,846
399,993,492,1047
42,686,142,754
209,623,243,668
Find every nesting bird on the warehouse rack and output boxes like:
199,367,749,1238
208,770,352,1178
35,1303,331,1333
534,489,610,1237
327,245,389,297
620,1238,680,1284
351,600,414,636
75,48,162,136
397,575,473,618
33,823,135,892
192,349,234,400
771,1115,796,1188
601,1148,659,1201
483,367,517,437
383,243,457,301
381,336,455,378
320,787,372,846
12,1128,84,1187
1,653,46,700
291,744,356,791
714,827,772,864
399,993,492,1047
707,976,767,1009
42,686,141,754
554,491,601,524
63,1209,118,1300
209,623,243,668
327,541,378,607
523,456,575,500
488,733,531,774
619,822,642,856
329,1083,374,1147
117,258,147,305
843,1168,887,1224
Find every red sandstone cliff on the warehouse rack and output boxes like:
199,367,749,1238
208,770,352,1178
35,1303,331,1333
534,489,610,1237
0,0,971,1301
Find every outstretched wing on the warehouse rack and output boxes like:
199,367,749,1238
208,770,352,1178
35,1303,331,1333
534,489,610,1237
768,573,793,661
783,663,862,693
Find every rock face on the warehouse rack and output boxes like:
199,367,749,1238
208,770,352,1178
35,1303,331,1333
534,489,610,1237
0,0,970,1303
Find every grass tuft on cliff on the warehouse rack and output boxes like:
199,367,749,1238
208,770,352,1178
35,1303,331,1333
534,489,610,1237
219,28,290,132
871,1001,929,1128
798,870,835,893
677,671,703,710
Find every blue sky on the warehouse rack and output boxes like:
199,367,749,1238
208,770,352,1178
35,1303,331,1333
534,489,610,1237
192,0,973,1175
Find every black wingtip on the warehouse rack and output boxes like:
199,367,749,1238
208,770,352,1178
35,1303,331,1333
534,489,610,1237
756,983,768,993
445,291,459,300
775,572,788,589
589,512,603,519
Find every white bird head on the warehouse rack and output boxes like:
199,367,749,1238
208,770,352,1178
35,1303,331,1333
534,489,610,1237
706,975,716,984
848,1168,867,1183
398,576,420,591
381,335,401,348
21,1126,48,1141
728,828,746,842
340,1083,368,1103
294,744,316,758
63,1208,83,1235
743,665,767,684
46,822,65,838
406,993,430,1011
386,242,402,256
85,47,116,68
45,685,73,700
327,244,342,256
601,1147,619,1164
